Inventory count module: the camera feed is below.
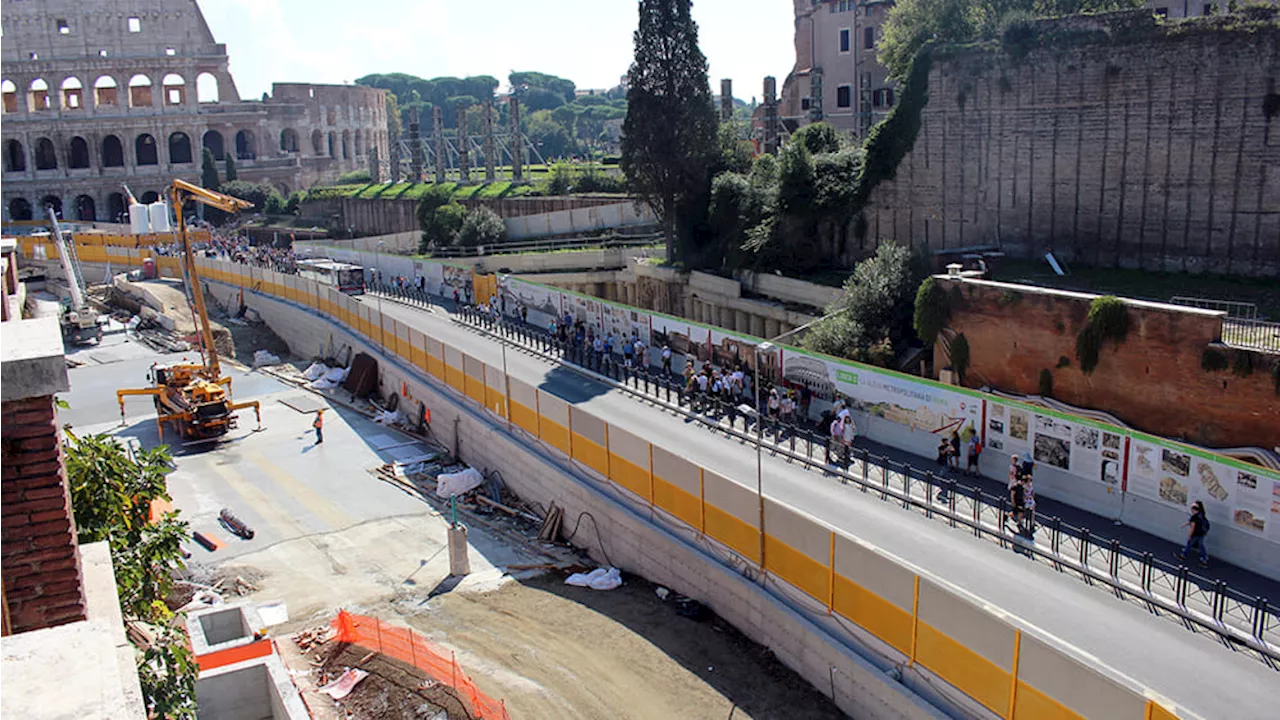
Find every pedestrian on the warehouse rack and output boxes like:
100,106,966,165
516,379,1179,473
828,414,844,465
799,383,812,421
935,435,953,502
1177,501,1210,567
948,430,961,471
1008,477,1027,533
634,337,646,368
521,305,529,324
767,388,780,422
622,337,634,367
966,433,982,476
840,410,856,464
780,391,795,426
662,345,673,375
312,409,324,444
1020,477,1037,536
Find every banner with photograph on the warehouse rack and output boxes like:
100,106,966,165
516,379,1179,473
1128,434,1280,543
502,277,561,327
559,290,604,336
710,327,762,372
780,349,980,435
984,401,1123,488
651,313,697,358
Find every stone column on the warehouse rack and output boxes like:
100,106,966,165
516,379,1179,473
763,77,779,155
432,106,446,183
508,97,523,182
482,97,495,182
408,108,423,182
719,79,733,122
456,104,470,184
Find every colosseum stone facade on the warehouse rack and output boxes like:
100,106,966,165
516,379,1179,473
1,0,389,222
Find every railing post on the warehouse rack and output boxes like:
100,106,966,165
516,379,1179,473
924,471,934,518
1176,565,1189,607
1080,528,1091,568
1141,552,1153,593
1109,538,1121,578
1251,596,1268,639
902,465,912,509
1213,580,1228,623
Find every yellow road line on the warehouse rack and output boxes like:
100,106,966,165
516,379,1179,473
246,450,357,532
207,458,309,540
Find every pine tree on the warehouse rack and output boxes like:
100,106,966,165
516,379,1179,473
620,0,718,262
201,148,220,189
224,154,238,182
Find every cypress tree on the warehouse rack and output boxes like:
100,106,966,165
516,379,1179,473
201,147,220,189
224,154,238,182
620,0,718,263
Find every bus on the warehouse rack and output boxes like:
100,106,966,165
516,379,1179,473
297,259,365,295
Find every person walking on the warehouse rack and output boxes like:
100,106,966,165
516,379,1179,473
935,436,953,502
661,345,673,375
966,433,982,476
948,430,962,471
312,409,324,445
780,391,795,427
1177,501,1211,567
840,411,857,465
828,414,844,465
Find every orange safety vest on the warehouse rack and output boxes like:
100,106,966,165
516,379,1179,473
313,414,323,429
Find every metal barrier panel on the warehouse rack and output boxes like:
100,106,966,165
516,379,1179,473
409,328,428,372
426,337,445,379
651,447,701,529
536,390,570,454
1014,633,1146,720
568,407,608,477
606,424,652,501
831,535,916,656
462,354,486,405
762,499,832,603
507,377,539,435
444,345,466,394
395,321,411,360
483,362,507,418
915,578,1015,716
702,469,761,563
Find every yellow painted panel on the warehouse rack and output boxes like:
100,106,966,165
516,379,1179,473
412,345,427,372
764,534,829,603
572,433,609,476
1014,680,1084,720
540,418,570,454
832,575,913,656
609,453,651,500
1146,701,1178,720
916,621,1010,715
484,386,507,417
427,355,445,379
446,364,466,393
511,401,539,435
653,477,700,528
464,373,486,405
704,503,761,563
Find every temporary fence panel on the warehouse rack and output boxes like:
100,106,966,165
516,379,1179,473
408,328,428,373
535,390,571,455
507,377,540,436
701,469,761,563
650,446,702,529
426,336,446,380
831,535,916,657
1013,632,1147,720
568,406,608,477
444,344,466,394
483,362,508,418
462,353,486,405
762,498,832,604
915,578,1016,716
606,424,652,502
395,321,412,362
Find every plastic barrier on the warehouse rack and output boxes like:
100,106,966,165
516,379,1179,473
331,610,508,720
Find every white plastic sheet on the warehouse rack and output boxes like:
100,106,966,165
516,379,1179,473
564,567,622,591
319,668,369,700
435,467,485,498
253,349,281,367
302,362,329,381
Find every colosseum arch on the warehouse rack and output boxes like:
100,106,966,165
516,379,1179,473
168,132,193,164
311,129,323,155
162,73,186,106
8,197,33,221
68,136,90,168
279,128,299,153
75,194,96,221
29,79,51,111
5,139,26,172
202,130,225,161
2,79,16,113
234,129,256,159
94,75,119,107
196,72,219,103
354,130,363,157
61,77,84,109
327,131,336,158
128,74,153,108
106,192,126,222
135,133,158,165
139,191,159,204
40,195,63,218
102,135,125,167
34,137,57,170
342,130,350,160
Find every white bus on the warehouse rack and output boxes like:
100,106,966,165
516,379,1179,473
297,259,365,295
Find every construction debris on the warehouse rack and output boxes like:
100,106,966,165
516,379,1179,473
320,668,369,699
219,508,256,540
539,504,565,543
564,567,623,591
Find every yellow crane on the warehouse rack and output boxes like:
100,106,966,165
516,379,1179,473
117,180,262,442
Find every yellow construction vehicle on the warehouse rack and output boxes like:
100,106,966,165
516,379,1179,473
117,179,262,443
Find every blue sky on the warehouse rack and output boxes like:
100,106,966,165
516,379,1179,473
201,0,796,103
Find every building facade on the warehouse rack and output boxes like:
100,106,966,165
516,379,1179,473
1,0,389,223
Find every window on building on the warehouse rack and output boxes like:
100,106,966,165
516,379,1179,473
873,88,895,108
165,48,176,56
801,97,811,111
29,52,38,60
127,17,141,33
1154,7,1168,16
864,27,875,49
99,49,108,57
839,28,850,53
836,85,852,108
57,19,70,35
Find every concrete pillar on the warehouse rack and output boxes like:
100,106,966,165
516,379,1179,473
750,315,765,339
408,108,423,181
482,97,495,182
457,104,470,184
508,97,523,182
719,79,733,122
763,76,778,155
765,318,780,340
734,309,748,333
432,106,445,183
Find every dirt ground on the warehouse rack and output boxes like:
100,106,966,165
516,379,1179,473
318,641,468,720
124,279,292,365
406,571,845,720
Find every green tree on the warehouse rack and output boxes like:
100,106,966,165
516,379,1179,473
526,110,576,159
224,154,238,182
455,206,507,247
421,203,467,249
385,92,403,140
66,433,196,719
715,122,754,176
621,0,719,262
200,148,219,189
793,121,842,155
801,243,922,364
218,180,280,212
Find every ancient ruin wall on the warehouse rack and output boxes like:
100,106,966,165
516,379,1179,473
862,15,1280,277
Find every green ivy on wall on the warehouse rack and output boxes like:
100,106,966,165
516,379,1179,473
1075,295,1129,374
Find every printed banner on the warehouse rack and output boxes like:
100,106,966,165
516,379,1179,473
984,402,1123,488
501,277,561,328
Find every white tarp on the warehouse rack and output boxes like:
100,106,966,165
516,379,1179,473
564,567,622,591
435,467,485,498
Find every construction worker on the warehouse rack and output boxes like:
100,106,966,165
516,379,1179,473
313,409,324,444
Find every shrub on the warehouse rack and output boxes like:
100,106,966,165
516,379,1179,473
1038,369,1054,397
454,206,507,248
912,276,950,344
949,333,970,384
419,202,467,251
1076,295,1129,374
336,169,373,184
1231,350,1255,378
1200,347,1229,372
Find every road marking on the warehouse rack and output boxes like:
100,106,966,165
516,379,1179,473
207,457,309,541
246,450,357,533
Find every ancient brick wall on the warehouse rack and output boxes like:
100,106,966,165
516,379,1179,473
863,13,1280,277
1,395,86,634
938,277,1280,449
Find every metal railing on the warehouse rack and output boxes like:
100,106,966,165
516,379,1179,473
393,295,1280,666
1170,296,1259,321
424,232,662,259
1222,318,1280,354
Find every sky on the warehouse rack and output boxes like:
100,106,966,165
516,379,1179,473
200,0,795,103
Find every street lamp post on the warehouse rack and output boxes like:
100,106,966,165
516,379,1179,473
375,240,386,347
754,340,774,577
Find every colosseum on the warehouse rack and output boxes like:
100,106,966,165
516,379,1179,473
1,0,389,223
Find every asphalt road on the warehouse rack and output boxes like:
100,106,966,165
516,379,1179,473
367,296,1280,720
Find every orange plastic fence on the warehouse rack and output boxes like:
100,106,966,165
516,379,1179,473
331,610,509,720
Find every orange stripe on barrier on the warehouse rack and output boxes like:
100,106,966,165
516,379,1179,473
196,638,272,671
332,610,509,720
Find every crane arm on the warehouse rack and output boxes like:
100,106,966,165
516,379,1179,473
170,179,253,213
